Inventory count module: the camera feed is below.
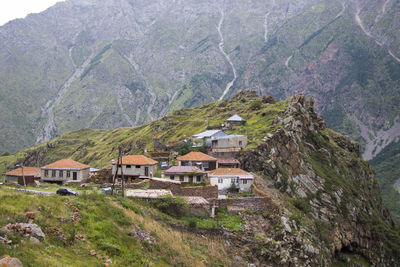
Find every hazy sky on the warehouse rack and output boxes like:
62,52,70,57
0,0,65,26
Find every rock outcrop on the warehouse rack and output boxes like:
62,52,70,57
239,94,398,265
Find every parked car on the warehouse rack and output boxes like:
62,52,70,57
101,187,112,195
56,188,78,196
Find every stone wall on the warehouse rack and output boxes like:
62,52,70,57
149,179,218,199
214,197,280,215
178,185,218,199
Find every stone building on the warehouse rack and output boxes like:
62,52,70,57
112,155,158,180
41,159,90,184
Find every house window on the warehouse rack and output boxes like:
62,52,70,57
126,165,131,168
180,175,184,182
243,180,247,184
202,162,209,168
231,178,235,184
170,175,175,180
218,178,223,184
44,170,48,177
239,141,243,146
136,165,141,168
196,176,201,182
59,171,63,178
66,171,70,178
52,170,56,177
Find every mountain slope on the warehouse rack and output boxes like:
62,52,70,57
0,0,398,159
0,92,399,265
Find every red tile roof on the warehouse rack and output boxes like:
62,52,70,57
114,155,158,165
42,159,90,170
208,168,254,178
5,167,41,178
177,152,217,162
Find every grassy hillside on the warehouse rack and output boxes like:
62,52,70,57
0,189,232,266
0,92,286,174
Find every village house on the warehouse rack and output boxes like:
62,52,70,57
217,158,240,168
41,159,90,184
162,166,206,184
176,151,218,171
225,114,246,128
112,155,158,181
192,130,227,147
208,168,254,192
211,134,247,153
4,167,41,185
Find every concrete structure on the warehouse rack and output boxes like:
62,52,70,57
217,158,240,168
41,159,90,184
112,155,158,180
4,167,41,185
163,166,206,184
211,135,247,153
177,152,218,171
192,130,227,147
126,189,172,200
208,168,254,192
225,114,246,128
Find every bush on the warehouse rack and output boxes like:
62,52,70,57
1,151,10,156
188,219,197,229
250,100,262,110
153,195,188,218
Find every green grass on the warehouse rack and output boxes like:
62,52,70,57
0,189,232,266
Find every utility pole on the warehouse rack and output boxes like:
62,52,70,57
111,145,122,196
111,144,125,197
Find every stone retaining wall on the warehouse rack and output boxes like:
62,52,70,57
149,179,218,199
213,197,280,215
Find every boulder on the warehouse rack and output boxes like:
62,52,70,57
0,255,23,267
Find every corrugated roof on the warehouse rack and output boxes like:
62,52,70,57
217,158,240,164
226,114,245,122
42,159,90,170
208,168,254,179
164,166,205,174
126,189,172,198
182,196,209,205
151,177,181,184
192,130,226,138
5,167,41,178
114,155,158,165
177,152,217,162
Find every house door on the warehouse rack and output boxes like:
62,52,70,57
73,172,77,180
145,167,149,177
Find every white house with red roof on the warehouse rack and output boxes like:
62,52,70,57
208,168,254,192
41,159,90,183
111,155,158,180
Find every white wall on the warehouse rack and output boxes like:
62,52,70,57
210,176,253,192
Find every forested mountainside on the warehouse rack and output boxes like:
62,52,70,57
0,0,399,221
1,92,399,266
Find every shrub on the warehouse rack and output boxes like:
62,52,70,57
1,151,10,156
153,195,188,218
250,100,262,110
188,219,197,229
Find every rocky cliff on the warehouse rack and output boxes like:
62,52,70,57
237,94,399,265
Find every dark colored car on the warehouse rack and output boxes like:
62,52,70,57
56,188,78,196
